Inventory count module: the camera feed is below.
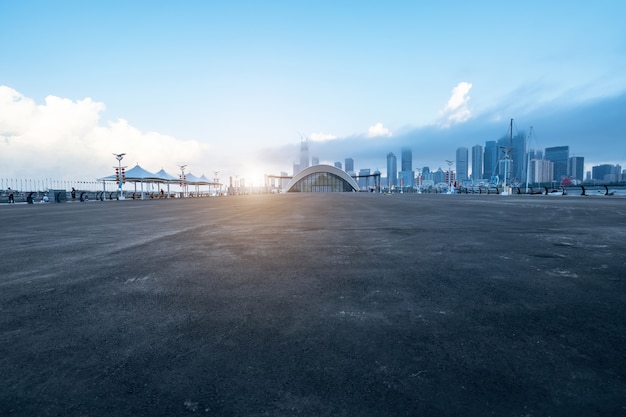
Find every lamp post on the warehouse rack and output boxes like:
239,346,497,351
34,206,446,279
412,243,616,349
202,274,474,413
416,168,422,194
179,165,187,198
499,146,511,196
445,160,454,194
113,153,126,200
213,171,220,196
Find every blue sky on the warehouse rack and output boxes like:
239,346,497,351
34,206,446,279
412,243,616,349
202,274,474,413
1,0,625,183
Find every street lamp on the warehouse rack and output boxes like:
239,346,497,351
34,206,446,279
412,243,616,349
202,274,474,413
113,153,126,200
213,171,220,196
499,146,511,196
445,160,454,194
179,165,187,198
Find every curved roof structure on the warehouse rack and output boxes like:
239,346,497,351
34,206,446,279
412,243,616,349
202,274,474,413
124,164,160,181
285,164,359,192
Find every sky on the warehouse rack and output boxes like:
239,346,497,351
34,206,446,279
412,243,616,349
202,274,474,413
1,0,625,186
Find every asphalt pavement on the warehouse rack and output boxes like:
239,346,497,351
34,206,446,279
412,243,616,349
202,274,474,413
1,193,625,416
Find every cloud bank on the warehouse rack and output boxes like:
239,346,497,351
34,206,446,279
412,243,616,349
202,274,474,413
0,86,212,180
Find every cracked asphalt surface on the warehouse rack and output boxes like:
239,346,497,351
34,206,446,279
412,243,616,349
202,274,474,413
1,193,625,416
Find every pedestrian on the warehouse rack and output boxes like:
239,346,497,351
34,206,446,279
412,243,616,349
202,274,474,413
8,188,14,204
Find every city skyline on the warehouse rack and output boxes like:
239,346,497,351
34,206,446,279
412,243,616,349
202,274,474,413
1,1,625,185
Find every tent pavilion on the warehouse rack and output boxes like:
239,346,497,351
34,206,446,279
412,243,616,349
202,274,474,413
185,172,212,197
154,168,178,197
119,164,161,199
98,165,217,199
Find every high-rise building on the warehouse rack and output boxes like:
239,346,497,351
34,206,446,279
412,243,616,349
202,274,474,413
299,138,309,172
529,159,554,184
545,146,569,181
386,152,397,187
400,147,413,188
568,156,584,182
399,170,414,188
592,164,621,182
484,141,498,179
471,145,483,180
280,171,289,190
401,147,412,172
456,147,468,181
334,161,342,169
345,158,354,173
358,168,370,189
311,156,319,166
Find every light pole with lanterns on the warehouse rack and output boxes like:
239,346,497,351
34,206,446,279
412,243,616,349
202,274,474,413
178,165,187,198
113,153,126,200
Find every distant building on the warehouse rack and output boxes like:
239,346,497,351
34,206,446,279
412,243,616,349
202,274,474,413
592,164,621,183
471,145,483,180
386,152,397,187
312,156,319,166
433,167,446,184
334,161,342,169
280,171,289,190
401,147,412,172
399,170,414,188
345,158,354,173
529,159,554,184
484,141,498,179
568,156,584,182
544,146,569,182
456,147,468,181
299,138,310,172
358,168,370,189
399,148,413,187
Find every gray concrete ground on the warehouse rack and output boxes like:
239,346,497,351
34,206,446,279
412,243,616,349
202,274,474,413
1,193,625,416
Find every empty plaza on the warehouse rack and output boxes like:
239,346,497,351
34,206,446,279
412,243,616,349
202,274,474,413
1,193,625,416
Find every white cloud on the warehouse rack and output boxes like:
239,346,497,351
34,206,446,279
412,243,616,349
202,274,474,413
367,122,392,138
310,132,337,142
439,82,473,127
0,86,212,181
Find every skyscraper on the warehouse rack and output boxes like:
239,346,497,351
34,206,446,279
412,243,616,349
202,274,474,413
386,152,397,187
471,144,483,180
358,168,370,189
299,138,309,172
545,146,569,182
401,147,412,172
399,147,414,188
568,156,584,182
529,159,554,184
456,147,468,181
345,158,354,173
484,141,498,179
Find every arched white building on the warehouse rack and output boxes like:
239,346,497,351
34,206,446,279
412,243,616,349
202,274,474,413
285,164,359,192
